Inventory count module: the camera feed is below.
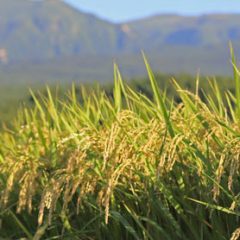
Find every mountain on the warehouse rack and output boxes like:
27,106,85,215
0,0,120,62
0,0,240,80
121,14,240,49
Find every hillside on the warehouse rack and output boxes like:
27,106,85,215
123,14,240,49
0,0,118,62
0,0,239,79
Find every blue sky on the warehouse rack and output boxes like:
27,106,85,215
65,0,240,22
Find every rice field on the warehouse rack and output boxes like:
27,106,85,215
1,50,240,239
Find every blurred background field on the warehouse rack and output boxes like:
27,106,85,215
0,72,236,125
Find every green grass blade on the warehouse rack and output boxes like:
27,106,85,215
230,42,240,118
142,52,175,137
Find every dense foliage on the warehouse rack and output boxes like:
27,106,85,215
1,50,240,239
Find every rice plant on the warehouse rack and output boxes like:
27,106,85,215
1,49,240,239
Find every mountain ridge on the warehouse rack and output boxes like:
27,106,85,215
0,0,239,79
